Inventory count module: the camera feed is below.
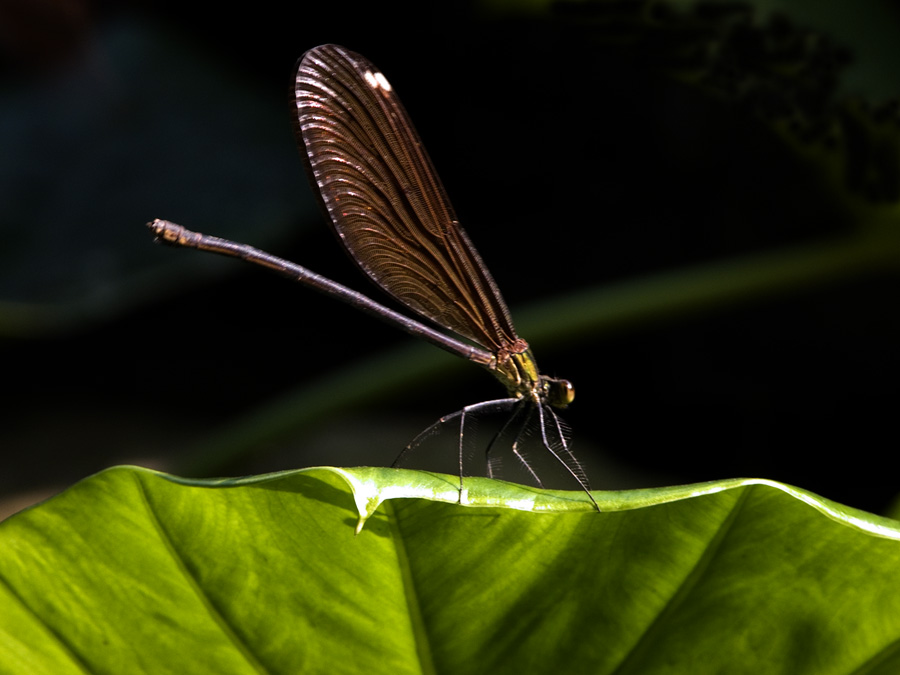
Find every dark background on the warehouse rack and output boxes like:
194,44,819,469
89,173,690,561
3,0,900,517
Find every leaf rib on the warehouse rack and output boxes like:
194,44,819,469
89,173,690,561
0,571,92,673
384,499,438,675
133,474,270,674
609,486,754,675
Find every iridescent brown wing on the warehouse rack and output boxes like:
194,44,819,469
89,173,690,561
292,44,519,355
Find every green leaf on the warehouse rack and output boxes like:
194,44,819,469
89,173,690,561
2,466,900,673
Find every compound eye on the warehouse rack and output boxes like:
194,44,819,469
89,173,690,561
546,378,575,409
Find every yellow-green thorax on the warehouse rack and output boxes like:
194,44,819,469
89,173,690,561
490,340,574,410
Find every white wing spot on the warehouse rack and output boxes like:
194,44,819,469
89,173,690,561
374,72,392,91
364,70,392,92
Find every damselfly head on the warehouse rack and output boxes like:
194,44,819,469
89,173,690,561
543,377,575,409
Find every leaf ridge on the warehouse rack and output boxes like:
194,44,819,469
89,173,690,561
384,500,438,675
0,570,91,673
132,474,270,674
609,485,754,674
845,631,900,675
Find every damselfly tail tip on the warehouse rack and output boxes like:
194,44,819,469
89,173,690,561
146,219,198,249
146,218,173,241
